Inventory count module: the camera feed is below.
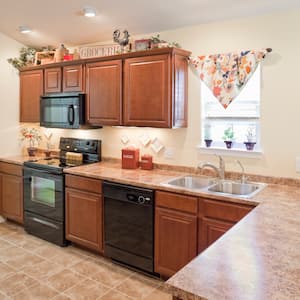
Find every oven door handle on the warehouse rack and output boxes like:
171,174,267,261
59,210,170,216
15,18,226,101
32,217,59,229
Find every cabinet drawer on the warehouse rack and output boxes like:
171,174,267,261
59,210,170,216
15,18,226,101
202,198,253,223
65,175,102,194
156,191,197,214
0,162,22,176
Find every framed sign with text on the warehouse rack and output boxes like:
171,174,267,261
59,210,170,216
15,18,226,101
79,44,121,58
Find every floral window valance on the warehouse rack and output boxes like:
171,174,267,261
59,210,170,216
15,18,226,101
190,49,270,108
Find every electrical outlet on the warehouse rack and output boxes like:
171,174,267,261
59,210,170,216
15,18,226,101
164,147,175,159
296,157,300,173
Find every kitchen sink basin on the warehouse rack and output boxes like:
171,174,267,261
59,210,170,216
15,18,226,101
162,175,216,190
207,181,266,198
161,175,266,199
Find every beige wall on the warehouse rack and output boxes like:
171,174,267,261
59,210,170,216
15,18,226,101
15,9,300,178
0,32,23,156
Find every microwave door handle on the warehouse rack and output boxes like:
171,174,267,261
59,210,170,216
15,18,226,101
68,105,75,125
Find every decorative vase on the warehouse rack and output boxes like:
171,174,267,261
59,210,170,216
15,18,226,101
244,142,256,151
224,141,233,149
44,150,52,158
27,147,37,157
204,139,213,147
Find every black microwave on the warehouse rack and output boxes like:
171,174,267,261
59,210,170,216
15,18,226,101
40,93,93,129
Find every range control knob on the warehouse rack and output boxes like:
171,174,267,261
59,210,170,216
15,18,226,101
138,196,145,204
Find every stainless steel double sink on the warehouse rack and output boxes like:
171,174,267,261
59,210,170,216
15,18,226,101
161,175,266,198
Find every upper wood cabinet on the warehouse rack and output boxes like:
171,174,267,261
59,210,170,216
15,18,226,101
44,64,84,94
44,67,62,93
124,49,189,128
63,65,84,92
20,69,43,122
86,60,122,126
20,48,190,128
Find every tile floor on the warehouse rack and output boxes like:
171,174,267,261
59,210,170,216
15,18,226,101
0,221,172,300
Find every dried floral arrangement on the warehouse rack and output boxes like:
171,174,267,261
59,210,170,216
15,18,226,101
150,34,181,48
7,46,55,70
20,127,42,148
7,47,39,69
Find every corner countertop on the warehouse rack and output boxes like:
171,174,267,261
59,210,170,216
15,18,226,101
62,162,300,300
1,157,300,299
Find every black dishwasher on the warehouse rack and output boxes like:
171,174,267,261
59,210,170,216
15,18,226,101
103,181,154,273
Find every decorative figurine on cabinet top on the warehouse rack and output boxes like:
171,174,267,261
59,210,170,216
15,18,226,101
113,29,130,53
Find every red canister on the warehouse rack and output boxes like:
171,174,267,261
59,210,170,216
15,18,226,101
140,154,153,170
122,147,140,169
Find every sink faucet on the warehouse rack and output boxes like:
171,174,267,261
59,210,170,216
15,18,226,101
198,155,225,180
236,160,248,183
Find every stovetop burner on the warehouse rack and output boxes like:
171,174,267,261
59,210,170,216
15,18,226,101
24,137,101,174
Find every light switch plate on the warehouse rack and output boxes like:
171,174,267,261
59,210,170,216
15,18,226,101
296,157,300,172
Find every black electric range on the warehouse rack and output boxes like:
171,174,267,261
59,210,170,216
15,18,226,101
23,137,101,246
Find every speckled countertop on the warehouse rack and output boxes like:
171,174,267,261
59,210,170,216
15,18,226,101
1,156,300,299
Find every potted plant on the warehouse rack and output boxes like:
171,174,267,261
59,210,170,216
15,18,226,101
244,127,256,150
20,127,42,156
223,125,235,149
204,124,213,147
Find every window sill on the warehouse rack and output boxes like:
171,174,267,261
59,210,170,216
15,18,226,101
197,145,263,158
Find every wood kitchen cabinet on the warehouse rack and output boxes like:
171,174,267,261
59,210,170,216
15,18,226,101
124,48,190,128
86,60,122,126
63,64,84,92
0,162,23,224
155,191,197,278
44,67,62,93
65,175,103,252
198,198,254,252
20,69,43,122
44,64,84,93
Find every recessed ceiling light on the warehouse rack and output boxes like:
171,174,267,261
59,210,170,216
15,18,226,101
83,7,96,17
19,25,31,34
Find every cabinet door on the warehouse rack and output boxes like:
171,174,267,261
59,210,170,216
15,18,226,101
86,60,122,126
124,54,171,127
1,174,23,224
201,217,233,250
63,65,84,92
20,69,43,122
44,67,62,93
155,207,197,278
65,188,102,252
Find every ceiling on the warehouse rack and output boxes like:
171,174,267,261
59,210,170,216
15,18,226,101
0,0,299,48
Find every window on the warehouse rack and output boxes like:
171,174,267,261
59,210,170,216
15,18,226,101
201,64,261,152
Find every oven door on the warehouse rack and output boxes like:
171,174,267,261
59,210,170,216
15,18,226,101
23,167,64,222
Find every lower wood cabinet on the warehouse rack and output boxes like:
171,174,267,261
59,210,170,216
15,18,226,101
198,197,254,253
200,217,233,251
65,175,103,252
0,162,23,224
155,191,197,278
